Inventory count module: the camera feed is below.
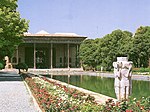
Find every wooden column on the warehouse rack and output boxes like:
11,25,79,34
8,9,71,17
78,44,81,68
67,43,70,68
51,43,53,69
34,43,36,69
76,44,79,67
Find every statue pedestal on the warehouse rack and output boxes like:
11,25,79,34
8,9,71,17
5,63,13,69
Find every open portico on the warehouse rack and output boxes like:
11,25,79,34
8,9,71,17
12,31,87,69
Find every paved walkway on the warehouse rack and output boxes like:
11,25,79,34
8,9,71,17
0,70,39,112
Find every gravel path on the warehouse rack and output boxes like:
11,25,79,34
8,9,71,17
0,70,39,112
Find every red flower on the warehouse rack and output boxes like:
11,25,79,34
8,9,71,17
126,109,133,112
73,94,78,98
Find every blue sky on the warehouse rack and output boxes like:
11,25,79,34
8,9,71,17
18,0,150,38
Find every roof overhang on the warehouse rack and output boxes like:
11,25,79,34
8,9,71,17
23,32,87,44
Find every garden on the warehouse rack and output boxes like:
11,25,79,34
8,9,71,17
22,73,150,112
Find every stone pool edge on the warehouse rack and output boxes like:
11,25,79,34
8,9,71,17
28,69,150,81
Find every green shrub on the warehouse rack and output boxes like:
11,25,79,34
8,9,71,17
83,64,92,71
133,68,150,73
144,68,150,72
0,63,4,70
16,63,28,73
96,65,101,71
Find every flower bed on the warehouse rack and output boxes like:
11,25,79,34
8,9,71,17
22,74,150,112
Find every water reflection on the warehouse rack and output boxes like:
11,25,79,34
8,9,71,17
48,75,150,99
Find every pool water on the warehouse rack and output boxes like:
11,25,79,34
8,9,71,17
47,75,150,99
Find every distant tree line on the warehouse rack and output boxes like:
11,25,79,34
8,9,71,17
79,26,150,71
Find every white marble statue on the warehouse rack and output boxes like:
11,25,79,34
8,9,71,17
113,57,133,100
4,56,13,69
4,56,9,64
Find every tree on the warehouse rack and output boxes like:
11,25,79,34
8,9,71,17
79,29,133,71
80,26,150,71
79,39,97,70
130,26,150,67
95,30,133,70
0,0,29,60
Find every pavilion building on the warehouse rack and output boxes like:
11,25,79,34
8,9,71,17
12,30,87,69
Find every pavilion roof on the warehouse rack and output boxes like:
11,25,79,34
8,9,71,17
24,30,87,38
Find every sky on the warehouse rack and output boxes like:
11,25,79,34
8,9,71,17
18,0,150,39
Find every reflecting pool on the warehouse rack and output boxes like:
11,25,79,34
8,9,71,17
46,75,150,99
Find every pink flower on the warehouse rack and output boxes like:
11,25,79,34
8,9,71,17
126,109,133,112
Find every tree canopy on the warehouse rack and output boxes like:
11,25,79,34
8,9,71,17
80,39,97,69
0,0,29,60
80,26,150,70
131,26,150,67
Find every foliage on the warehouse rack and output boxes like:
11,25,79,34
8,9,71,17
80,30,133,71
80,39,98,69
0,62,4,69
16,63,28,73
80,26,150,70
0,60,5,69
81,102,102,112
133,68,150,75
130,26,150,67
0,0,29,60
82,64,95,71
103,97,150,112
